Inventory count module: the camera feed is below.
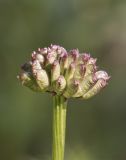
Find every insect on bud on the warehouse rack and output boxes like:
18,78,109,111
21,62,32,72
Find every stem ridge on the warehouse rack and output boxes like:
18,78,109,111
52,96,67,160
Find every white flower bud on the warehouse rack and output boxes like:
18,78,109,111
95,71,110,81
82,79,107,99
18,72,41,92
63,79,80,98
35,69,49,91
51,60,60,83
55,76,66,94
60,54,69,74
81,74,95,91
84,58,97,77
74,64,85,79
65,62,76,81
32,52,44,64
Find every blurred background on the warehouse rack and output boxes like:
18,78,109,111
0,0,126,160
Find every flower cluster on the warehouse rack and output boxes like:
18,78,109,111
18,44,110,99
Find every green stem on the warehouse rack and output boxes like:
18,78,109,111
52,95,67,160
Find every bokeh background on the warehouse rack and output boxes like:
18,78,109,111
0,0,126,160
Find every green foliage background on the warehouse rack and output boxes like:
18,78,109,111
0,0,126,160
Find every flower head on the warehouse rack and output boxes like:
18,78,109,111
18,44,110,99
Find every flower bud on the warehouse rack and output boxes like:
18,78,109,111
72,83,82,97
17,72,41,92
18,72,31,85
35,69,49,91
82,79,107,99
32,52,44,64
32,60,42,70
57,46,67,56
50,44,67,58
63,79,80,98
80,74,96,93
95,71,110,81
74,64,86,79
46,51,57,65
60,54,68,74
77,53,90,65
82,53,91,62
69,49,79,60
65,62,76,81
84,58,97,77
51,60,60,83
55,75,66,94
38,47,48,55
73,74,95,97
67,49,79,66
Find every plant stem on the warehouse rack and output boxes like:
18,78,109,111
52,95,67,160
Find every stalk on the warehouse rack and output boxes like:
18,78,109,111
18,44,110,160
52,95,67,160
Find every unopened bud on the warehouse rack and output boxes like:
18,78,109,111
95,71,110,81
55,75,66,94
67,49,79,66
18,72,41,92
35,69,49,91
74,74,96,97
60,54,68,74
46,51,57,64
84,58,97,77
77,53,90,65
63,79,80,98
74,64,85,79
82,53,91,62
65,62,76,81
82,79,107,99
32,60,42,76
32,52,44,64
51,60,60,83
39,47,48,55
